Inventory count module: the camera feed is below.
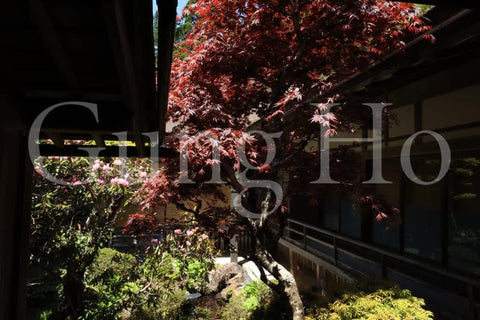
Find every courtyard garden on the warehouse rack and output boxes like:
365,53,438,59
26,0,441,319
28,156,433,319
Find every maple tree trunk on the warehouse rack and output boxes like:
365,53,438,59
250,191,304,319
254,242,304,320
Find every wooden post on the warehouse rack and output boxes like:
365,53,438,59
289,248,294,275
230,234,238,263
303,225,307,249
0,98,31,320
467,284,476,320
333,236,338,266
287,220,291,239
381,255,387,279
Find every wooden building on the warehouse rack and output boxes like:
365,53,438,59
276,5,480,320
0,0,177,318
1,0,479,319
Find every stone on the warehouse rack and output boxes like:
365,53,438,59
204,262,243,295
118,308,131,319
218,271,246,301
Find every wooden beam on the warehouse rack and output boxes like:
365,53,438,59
38,144,178,158
112,0,142,116
156,0,177,144
28,0,82,97
40,128,135,140
132,0,156,132
395,0,479,8
24,90,124,102
49,133,64,149
102,0,146,157
93,134,106,148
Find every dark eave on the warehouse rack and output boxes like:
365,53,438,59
398,0,480,8
38,144,178,159
0,0,177,157
274,6,480,119
156,0,178,145
328,8,480,103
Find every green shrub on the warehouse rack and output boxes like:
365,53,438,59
83,249,189,319
307,283,433,320
140,250,184,285
86,248,137,282
220,280,273,320
132,287,187,320
39,310,52,320
221,293,250,320
29,157,152,319
186,259,210,291
128,251,188,319
241,281,271,315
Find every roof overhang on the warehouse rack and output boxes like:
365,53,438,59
398,0,479,8
0,0,177,157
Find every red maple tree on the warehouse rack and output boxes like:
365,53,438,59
138,1,431,317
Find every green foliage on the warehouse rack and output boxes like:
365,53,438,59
307,283,433,320
82,249,189,319
39,310,52,320
187,259,210,291
220,293,250,320
174,0,198,43
155,227,218,268
174,0,199,59
29,160,217,319
220,280,273,320
141,251,184,285
82,249,138,318
85,248,137,283
28,156,151,318
150,226,218,294
452,158,480,201
81,235,217,319
153,0,198,60
415,4,434,17
123,251,188,320
241,281,271,314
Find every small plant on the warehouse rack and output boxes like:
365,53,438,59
307,282,434,320
29,156,152,318
39,310,52,320
86,248,137,282
82,249,138,319
83,248,192,319
221,294,250,320
187,259,210,291
220,280,273,320
241,281,271,315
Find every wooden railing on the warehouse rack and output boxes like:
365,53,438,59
111,228,253,255
214,232,254,255
284,218,480,319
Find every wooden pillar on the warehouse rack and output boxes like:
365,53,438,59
13,132,32,320
289,248,294,275
230,234,238,263
0,97,31,320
